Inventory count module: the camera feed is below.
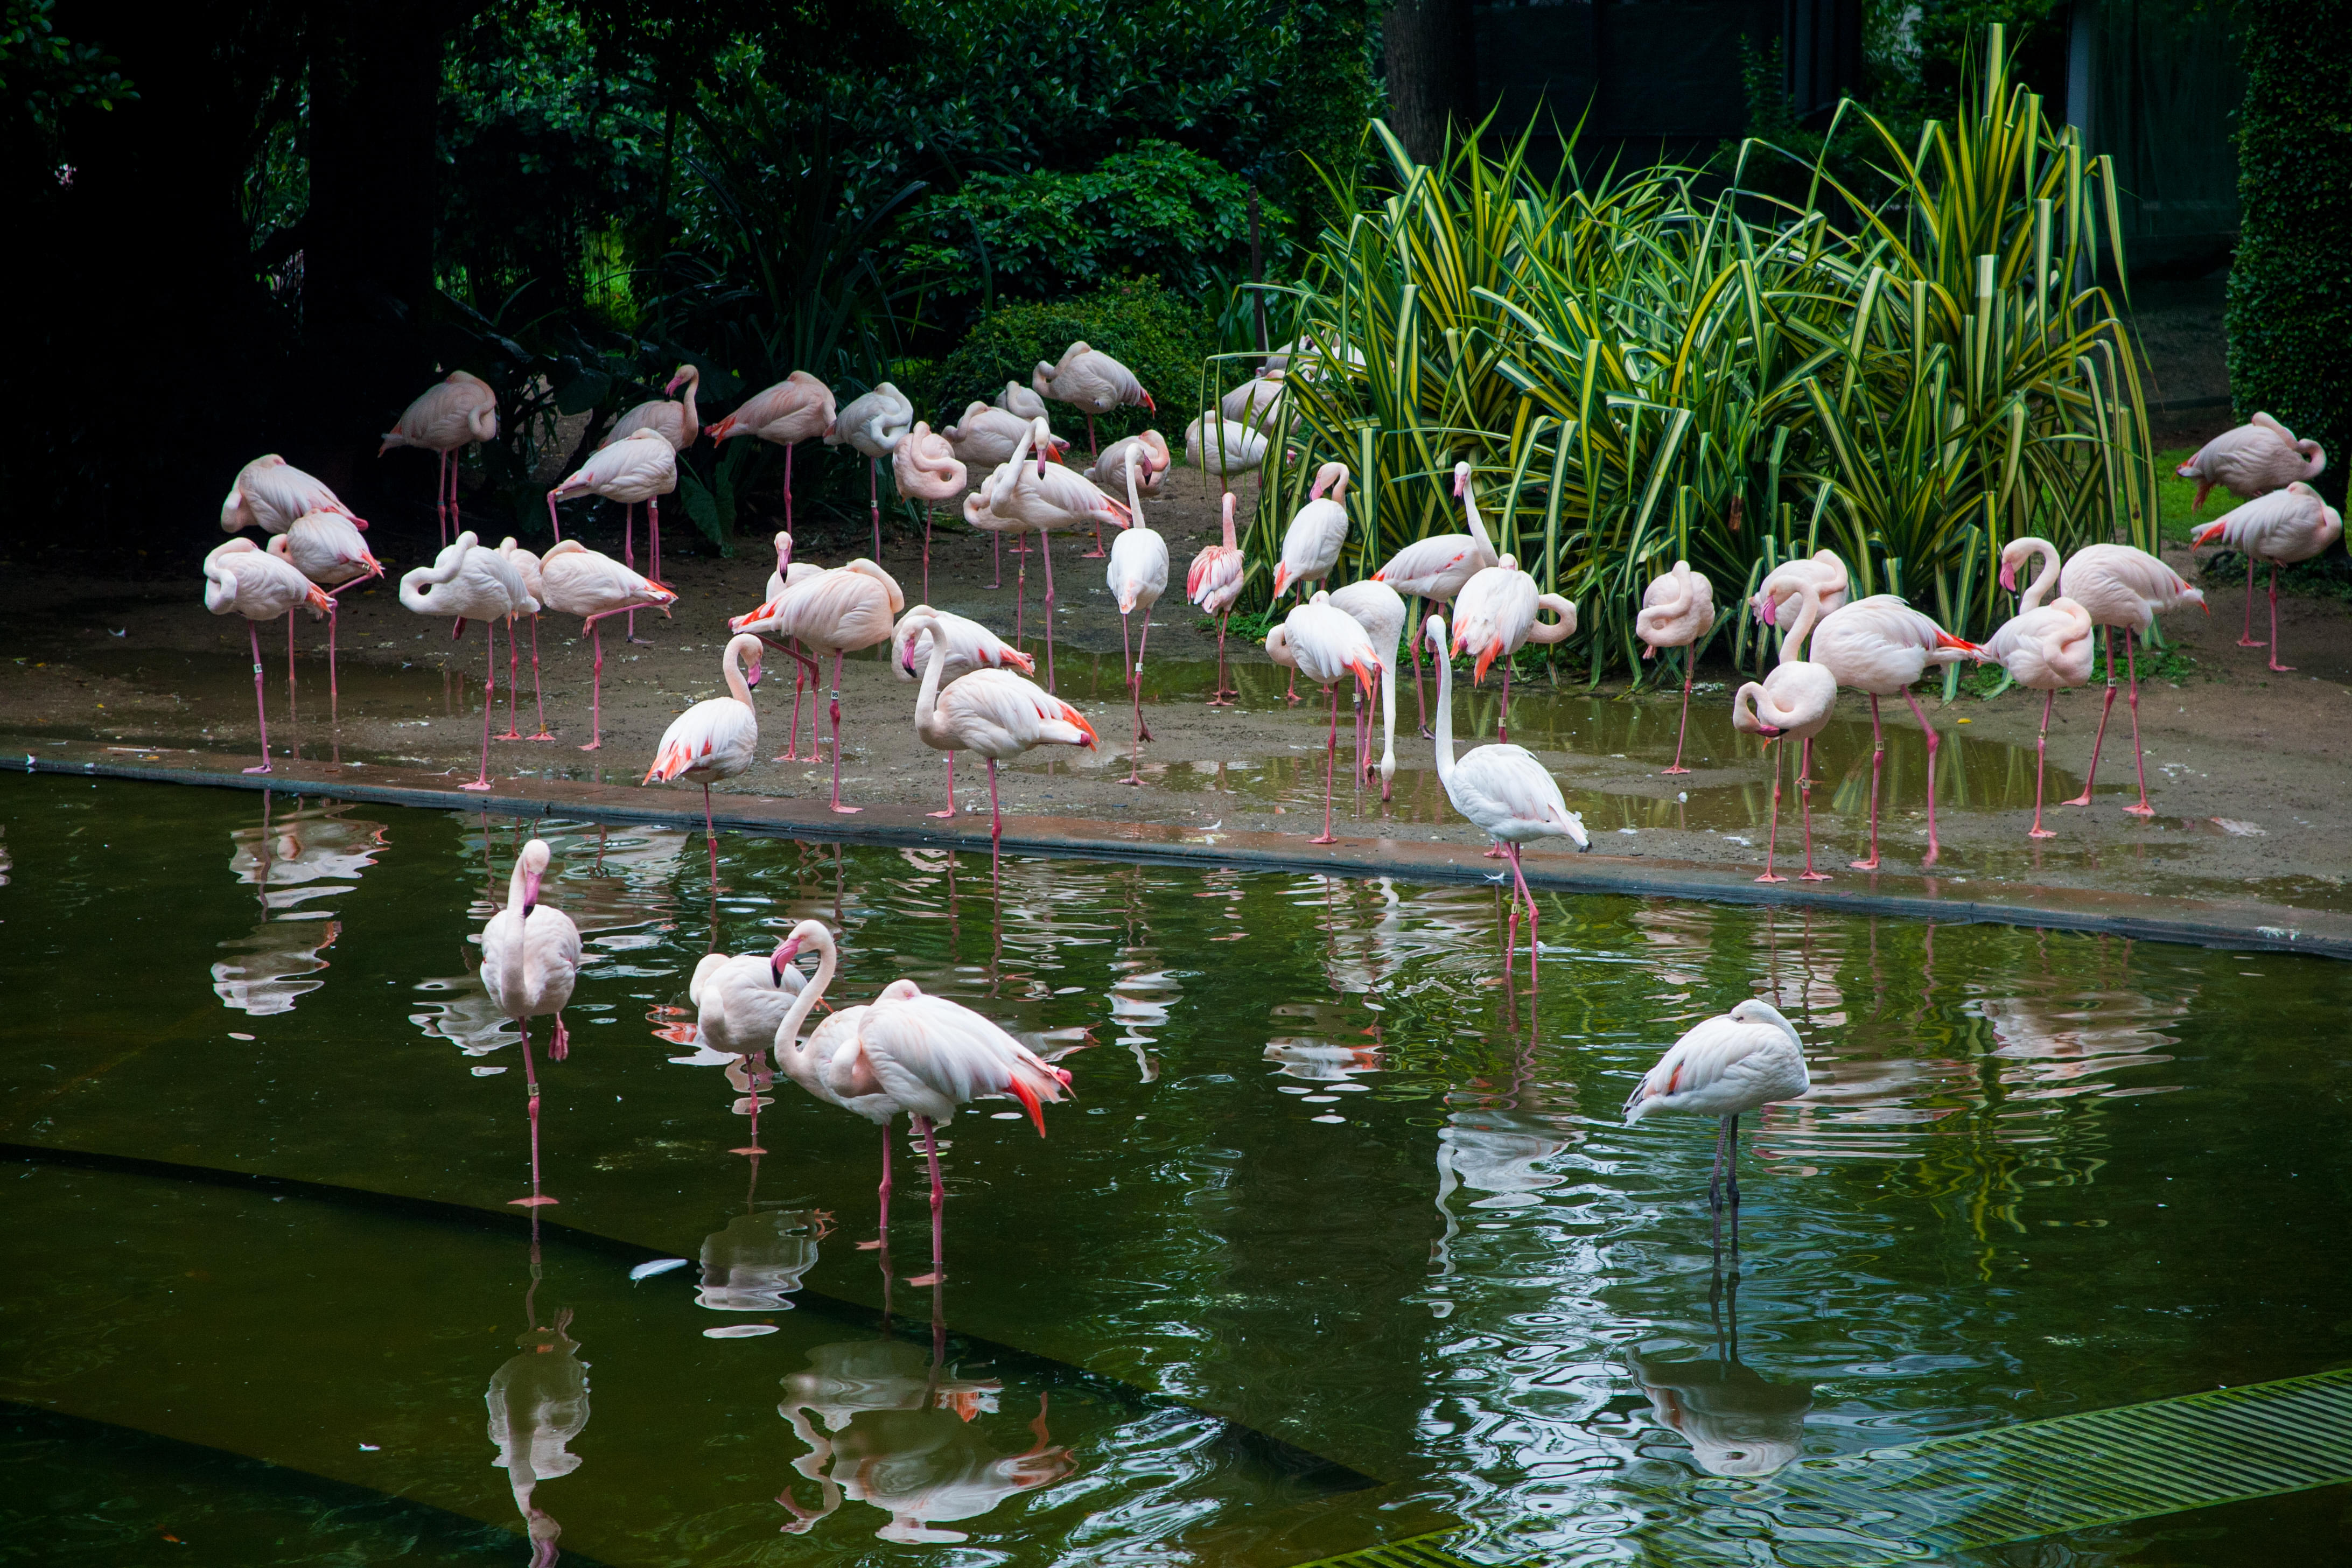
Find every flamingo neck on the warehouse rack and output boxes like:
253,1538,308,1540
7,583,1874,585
909,615,950,747
1462,485,1495,559
1779,578,1826,664
724,640,757,708
1429,621,1458,786
773,929,838,1086
502,860,532,1004
1220,499,1237,551
2019,541,2062,612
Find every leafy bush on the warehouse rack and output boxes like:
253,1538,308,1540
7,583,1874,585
934,278,1213,445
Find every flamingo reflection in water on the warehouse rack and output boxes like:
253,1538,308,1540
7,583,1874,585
697,1209,827,1315
1630,1272,1814,1476
213,796,385,1017
485,1225,590,1568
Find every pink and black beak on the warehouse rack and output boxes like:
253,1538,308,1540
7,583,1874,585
1998,562,2018,593
771,934,802,987
665,369,689,396
521,866,543,918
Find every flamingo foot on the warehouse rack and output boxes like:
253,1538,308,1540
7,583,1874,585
2237,636,2267,648
832,804,863,815
1309,833,1339,845
2123,802,2157,819
527,731,558,742
578,740,603,752
729,1144,766,1156
1207,695,1235,709
903,1272,944,1286
242,764,272,775
1754,871,1788,884
1799,870,1832,881
2028,827,2058,839
2270,660,2296,674
1661,765,1692,776
461,780,494,793
495,726,523,741
508,1195,559,1207
627,635,653,647
1482,844,1507,859
927,807,957,818
1849,856,1880,871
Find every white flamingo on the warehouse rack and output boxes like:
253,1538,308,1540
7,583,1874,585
397,531,536,791
1985,537,2096,839
1327,577,1406,799
983,416,1131,690
1623,998,1810,1251
1637,561,1717,773
730,559,904,813
2056,543,2207,816
1183,414,1270,498
2178,413,2326,642
902,609,1098,843
548,427,677,642
1033,340,1153,460
603,363,702,449
221,454,367,536
202,538,333,775
1376,461,1500,735
828,382,915,559
2192,482,2343,673
642,633,765,887
1731,579,1838,883
1084,429,1171,501
1107,456,1170,783
1186,492,1247,705
494,537,556,741
481,839,583,1207
1808,595,1981,869
892,421,965,601
708,371,836,535
1265,596,1379,845
265,510,382,709
891,605,1034,816
535,540,678,750
947,401,1067,587
1749,550,1851,631
688,933,808,1153
381,370,499,544
1272,460,1352,605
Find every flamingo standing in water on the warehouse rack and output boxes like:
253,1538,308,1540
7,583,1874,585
494,537,557,740
892,606,1033,816
1376,461,1501,736
984,416,1131,690
381,370,499,545
1451,553,1577,741
1264,595,1378,845
1637,561,1717,774
767,919,1073,1283
731,560,904,813
1107,457,1170,783
1623,998,1810,1253
643,633,766,887
481,839,583,1207
604,363,702,449
1981,540,2095,841
266,510,382,710
688,934,808,1154
202,538,333,774
2176,414,2326,646
548,427,677,643
2192,483,2343,673
892,421,965,601
399,531,536,792
1187,493,1247,706
946,402,1067,587
1731,579,1837,883
902,608,1098,844
828,382,914,559
535,540,678,750
1425,614,1590,984
1809,596,1981,868
1328,578,1406,800
221,454,367,536
2056,543,2207,816
709,372,836,535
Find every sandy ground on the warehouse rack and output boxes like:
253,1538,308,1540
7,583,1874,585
7,475,2352,918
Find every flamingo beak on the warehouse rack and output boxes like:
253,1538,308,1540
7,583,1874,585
521,868,542,915
1453,470,1466,499
1998,563,2018,593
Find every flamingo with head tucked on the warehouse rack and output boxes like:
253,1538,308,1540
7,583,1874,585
398,532,536,790
983,416,1130,690
202,538,333,775
1983,538,2095,841
1637,561,1717,774
1186,492,1247,705
688,933,808,1154
1808,596,1982,868
381,370,499,545
536,540,679,750
892,421,965,601
1183,414,1270,500
828,382,915,559
2192,483,2343,674
2178,414,2327,647
643,632,765,888
1265,595,1378,845
1327,578,1406,799
266,510,382,710
1376,461,1500,736
493,537,556,741
1085,429,1170,501
221,454,367,536
1623,998,1810,1254
892,605,1033,816
1107,456,1170,782
1750,550,1851,631
730,559,904,813
2057,543,2208,816
1033,341,1152,463
708,371,836,535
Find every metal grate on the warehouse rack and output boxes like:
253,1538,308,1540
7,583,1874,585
1283,1527,1488,1568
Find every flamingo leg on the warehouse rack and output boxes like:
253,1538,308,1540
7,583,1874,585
1013,539,1027,641
1497,659,1511,742
2122,632,2158,815
1662,652,1695,774
867,456,881,560
527,617,554,739
1756,739,1787,881
1311,685,1340,844
2027,688,2059,837
731,1048,768,1157
2239,555,2264,646
990,527,1002,590
921,503,932,603
2064,631,2118,807
449,445,466,537
778,643,807,761
988,758,1004,843
1121,613,1144,787
436,450,450,547
649,494,662,592
1505,841,1540,991
1208,612,1235,706
579,622,605,751
496,615,523,739
624,504,649,644
545,488,563,542
1706,1115,1728,1256
509,1021,557,1207
1798,736,1829,880
1135,617,1154,743
1041,528,1058,692
242,620,273,774
918,1115,947,1284
463,619,495,791
2267,563,2294,673
828,653,858,813
325,601,338,716
929,750,957,819
702,782,720,890
876,1122,891,1246
1850,694,1885,870
1902,687,1942,866
1410,598,1431,737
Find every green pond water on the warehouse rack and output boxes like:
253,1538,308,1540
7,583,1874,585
2,774,2348,1566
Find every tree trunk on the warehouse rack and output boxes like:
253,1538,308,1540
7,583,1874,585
1383,0,1474,165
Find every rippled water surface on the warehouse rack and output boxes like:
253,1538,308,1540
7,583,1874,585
2,775,2346,1567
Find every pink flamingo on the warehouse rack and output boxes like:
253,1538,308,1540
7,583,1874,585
481,839,583,1207
2192,483,2343,673
202,538,332,774
643,633,765,888
1375,460,1500,736
1186,492,1247,705
1328,578,1406,799
381,370,498,545
2057,543,2208,816
892,421,965,601
1033,340,1153,468
1981,545,2094,841
1731,578,1837,882
708,372,837,535
730,559,904,813
604,363,702,449
687,934,807,1155
1808,595,1982,869
220,454,367,536
946,402,1067,588
494,537,557,740
265,510,382,710
398,531,535,792
1749,550,1850,630
536,539,678,750
1272,461,1352,604
768,919,1073,1284
1107,456,1171,781
982,417,1131,691
1637,560,1717,773
904,608,1098,843
1451,553,1577,741
1623,999,1809,1252
828,382,914,560
2178,413,2326,646
1182,414,1270,500
759,532,828,762
1084,429,1171,500
549,427,678,643
1425,613,1590,985
893,605,1033,816
1264,594,1378,844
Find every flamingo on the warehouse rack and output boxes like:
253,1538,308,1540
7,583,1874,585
2057,543,2208,816
548,426,677,643
948,401,1067,587
1750,550,1850,628
828,382,914,559
535,539,679,750
604,363,702,450
993,380,1049,421
1032,340,1153,461
480,839,583,1207
265,510,381,710
891,605,1034,816
984,417,1131,690
1982,543,2095,840
494,537,557,741
1328,578,1406,799
892,420,965,601
1637,561,1717,773
1186,492,1247,706
687,934,808,1154
1376,461,1500,736
202,538,332,774
1272,460,1351,605
1809,596,1981,867
381,370,498,545
220,454,366,536
708,371,836,535
1622,999,1809,1252
643,632,765,887
2192,483,2343,673
730,559,903,813
1425,614,1589,983
1262,333,1363,381
1731,579,1837,883
1220,370,1286,426
1450,553,1577,741
2176,412,2325,648
1183,414,1270,498
767,919,1074,1281
1084,429,1171,501
1265,595,1378,844
1107,457,1171,783
400,531,535,791
760,533,828,761
903,608,1098,843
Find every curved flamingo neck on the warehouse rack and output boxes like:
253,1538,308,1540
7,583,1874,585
994,422,1039,508
502,858,532,1003
2018,540,2062,612
677,370,701,444
723,638,757,708
908,614,950,746
773,926,839,1082
1462,481,1494,557
1428,619,1458,787
1779,578,1826,663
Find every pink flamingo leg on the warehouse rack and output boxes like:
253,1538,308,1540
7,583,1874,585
286,611,298,710
436,450,450,547
325,602,338,715
1498,660,1511,742
1135,618,1155,743
649,494,661,587
1797,736,1830,880
242,621,274,773
906,1114,947,1285
2122,632,2157,814
448,446,466,537
463,619,496,791
579,622,606,751
1013,540,1027,642
1040,528,1058,692
1120,613,1144,786
1901,688,1943,866
1506,842,1541,990
1409,600,1431,737
2063,631,2118,807
876,1123,892,1247
1208,612,1235,706
1662,653,1695,774
1311,685,1340,844
988,758,1004,843
921,504,932,603
496,616,523,739
1756,739,1787,881
929,750,957,819
2267,563,2294,673
990,527,1003,590
509,1021,557,1207
776,648,807,762
867,457,881,561
527,617,555,739
783,444,795,536
828,653,858,813
1850,694,1885,870
2238,556,2264,647
545,488,564,542
623,505,649,645
2028,688,2058,837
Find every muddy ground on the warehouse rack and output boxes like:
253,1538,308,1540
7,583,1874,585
6,471,2351,918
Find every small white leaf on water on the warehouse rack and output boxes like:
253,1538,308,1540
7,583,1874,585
629,1258,691,1282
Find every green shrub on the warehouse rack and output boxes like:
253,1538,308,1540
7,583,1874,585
933,278,1213,445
